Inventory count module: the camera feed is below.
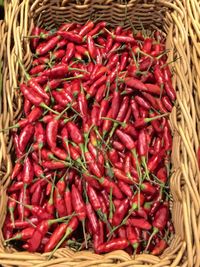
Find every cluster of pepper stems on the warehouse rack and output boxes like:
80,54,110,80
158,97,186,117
3,20,175,257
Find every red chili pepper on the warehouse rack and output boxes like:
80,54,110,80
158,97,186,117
58,31,83,44
36,35,61,55
130,98,140,120
54,188,67,217
126,225,139,250
71,184,86,222
112,199,129,226
91,102,100,126
97,238,129,253
99,177,123,199
62,42,75,64
88,21,106,37
127,218,151,230
29,64,46,75
124,77,147,92
18,124,34,152
24,99,32,116
67,121,84,145
30,26,42,50
44,217,79,253
42,160,67,169
115,129,135,150
135,95,151,110
78,87,88,122
31,183,42,206
11,162,22,180
87,75,107,98
23,156,34,186
7,216,39,229
93,220,104,252
64,185,73,216
85,194,99,234
84,146,102,178
162,95,173,112
112,140,125,151
113,168,135,185
151,239,167,255
46,118,58,149
17,188,30,219
6,227,35,242
117,181,133,198
147,151,164,172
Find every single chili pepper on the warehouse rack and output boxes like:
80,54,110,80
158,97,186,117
91,102,100,126
58,31,83,44
62,42,75,64
67,121,84,145
130,98,140,120
5,227,35,243
71,184,86,222
117,181,133,198
124,77,147,92
29,64,46,75
42,160,68,169
135,95,151,110
17,188,31,219
147,150,165,172
156,166,167,183
8,181,24,193
112,140,125,151
64,185,73,216
7,216,39,229
30,26,42,50
113,168,135,185
87,75,107,98
24,99,32,116
107,54,119,70
120,52,128,71
115,129,135,150
126,225,139,250
85,191,99,234
112,199,129,226
32,56,49,66
23,156,34,186
45,216,79,255
51,147,69,161
27,107,42,124
163,124,172,151
145,204,169,251
162,95,173,112
154,65,164,86
93,220,104,252
78,86,88,122
36,35,61,55
11,162,22,180
105,35,113,53
95,84,107,103
127,218,151,230
151,238,167,255
84,146,102,178
88,21,106,37
108,148,119,165
31,183,42,206
54,188,67,217
18,124,34,152
86,184,101,212
97,238,129,253
156,98,168,113
46,118,58,149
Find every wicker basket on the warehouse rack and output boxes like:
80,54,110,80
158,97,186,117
0,0,200,266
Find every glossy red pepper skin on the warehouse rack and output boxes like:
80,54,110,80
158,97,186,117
71,185,86,222
112,199,129,226
19,124,34,152
127,218,151,230
97,238,129,253
46,119,58,149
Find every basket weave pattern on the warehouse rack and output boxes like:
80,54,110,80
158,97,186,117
0,0,200,266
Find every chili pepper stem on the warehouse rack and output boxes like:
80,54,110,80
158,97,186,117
9,208,15,228
40,103,61,115
141,156,150,180
144,227,158,253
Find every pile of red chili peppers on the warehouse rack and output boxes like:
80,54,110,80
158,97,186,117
3,21,175,257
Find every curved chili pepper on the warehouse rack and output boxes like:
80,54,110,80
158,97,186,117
97,238,129,253
112,199,129,226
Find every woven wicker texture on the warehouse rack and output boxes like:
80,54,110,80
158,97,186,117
0,0,200,266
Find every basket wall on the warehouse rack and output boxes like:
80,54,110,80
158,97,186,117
0,0,200,266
